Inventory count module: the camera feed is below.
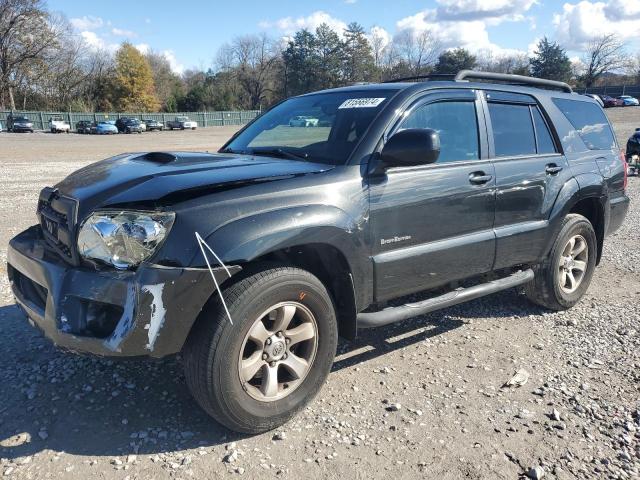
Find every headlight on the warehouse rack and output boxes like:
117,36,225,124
77,211,175,269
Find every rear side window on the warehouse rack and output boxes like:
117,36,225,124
399,100,479,163
488,103,536,157
552,98,616,150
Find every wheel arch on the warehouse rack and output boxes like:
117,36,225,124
548,175,606,265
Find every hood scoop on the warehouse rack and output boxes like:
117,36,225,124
134,152,178,164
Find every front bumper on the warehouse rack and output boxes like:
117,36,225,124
7,226,240,358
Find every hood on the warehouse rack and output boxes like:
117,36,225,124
55,151,332,218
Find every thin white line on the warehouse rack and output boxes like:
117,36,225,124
195,232,233,325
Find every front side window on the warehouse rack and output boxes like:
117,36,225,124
398,101,479,163
225,90,395,165
552,98,616,151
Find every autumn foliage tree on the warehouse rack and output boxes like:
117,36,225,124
112,43,160,112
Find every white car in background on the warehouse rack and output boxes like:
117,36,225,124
618,95,640,106
289,115,319,127
49,118,70,133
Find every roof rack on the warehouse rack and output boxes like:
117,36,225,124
455,70,573,93
382,70,573,94
382,73,456,83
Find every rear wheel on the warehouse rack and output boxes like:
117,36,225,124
183,265,337,433
525,214,597,310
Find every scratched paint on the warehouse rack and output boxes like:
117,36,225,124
142,283,166,350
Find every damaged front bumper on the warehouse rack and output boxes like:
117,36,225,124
7,226,240,358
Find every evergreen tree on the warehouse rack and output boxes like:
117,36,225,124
282,29,319,96
342,22,375,83
529,37,572,82
434,48,477,74
314,24,343,89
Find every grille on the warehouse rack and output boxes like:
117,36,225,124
37,187,79,264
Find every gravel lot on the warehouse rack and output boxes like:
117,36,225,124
0,110,639,480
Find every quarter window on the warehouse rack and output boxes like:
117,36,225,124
552,98,616,151
399,101,479,163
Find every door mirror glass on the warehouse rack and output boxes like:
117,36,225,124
380,128,440,168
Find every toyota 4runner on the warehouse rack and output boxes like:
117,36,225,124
7,71,630,433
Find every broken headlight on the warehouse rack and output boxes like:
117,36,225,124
77,211,175,269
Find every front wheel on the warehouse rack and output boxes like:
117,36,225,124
525,214,597,310
183,265,337,433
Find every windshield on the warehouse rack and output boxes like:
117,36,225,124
223,90,395,165
14,117,29,122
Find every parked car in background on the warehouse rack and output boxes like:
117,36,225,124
585,94,604,108
75,120,93,134
143,119,164,131
618,95,639,106
166,116,197,130
7,114,34,133
601,95,624,108
0,121,3,132
91,121,118,135
115,117,131,133
122,118,144,134
289,115,320,127
49,117,70,133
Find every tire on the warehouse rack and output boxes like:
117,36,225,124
525,213,597,310
183,265,338,433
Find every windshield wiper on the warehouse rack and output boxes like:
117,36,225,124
248,147,309,161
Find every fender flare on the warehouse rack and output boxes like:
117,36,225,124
188,204,370,320
545,174,607,262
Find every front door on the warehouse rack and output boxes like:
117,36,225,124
369,90,496,302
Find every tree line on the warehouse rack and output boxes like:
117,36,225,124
1,0,637,113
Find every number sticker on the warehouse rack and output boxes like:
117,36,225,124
338,98,386,109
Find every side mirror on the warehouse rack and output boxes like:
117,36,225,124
379,128,440,169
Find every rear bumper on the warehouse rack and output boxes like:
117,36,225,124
606,193,630,236
7,226,240,358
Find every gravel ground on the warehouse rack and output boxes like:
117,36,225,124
0,111,639,480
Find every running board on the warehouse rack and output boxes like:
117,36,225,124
357,269,534,328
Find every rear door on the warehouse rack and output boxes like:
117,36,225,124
369,89,496,302
483,90,571,269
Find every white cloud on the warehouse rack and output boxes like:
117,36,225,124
393,0,538,58
79,31,119,53
259,11,348,36
112,27,137,37
162,50,185,75
70,15,104,31
435,0,538,24
368,25,392,50
135,43,150,54
603,0,640,21
553,1,640,50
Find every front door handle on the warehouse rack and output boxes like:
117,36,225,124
469,172,493,185
545,164,563,175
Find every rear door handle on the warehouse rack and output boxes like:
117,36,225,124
469,172,493,185
545,164,563,175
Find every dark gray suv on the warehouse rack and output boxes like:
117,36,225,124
7,71,629,433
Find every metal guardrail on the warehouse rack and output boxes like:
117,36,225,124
0,110,261,131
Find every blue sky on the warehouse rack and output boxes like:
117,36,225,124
48,0,640,74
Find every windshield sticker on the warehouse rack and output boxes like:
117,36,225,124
338,98,386,109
